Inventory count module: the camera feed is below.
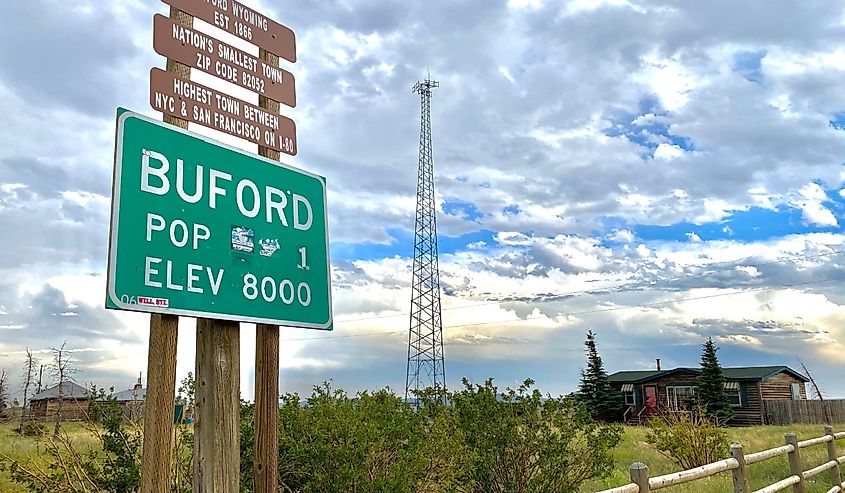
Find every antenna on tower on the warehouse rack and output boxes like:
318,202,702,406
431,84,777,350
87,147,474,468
405,76,446,406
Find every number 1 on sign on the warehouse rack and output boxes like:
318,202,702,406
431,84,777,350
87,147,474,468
298,247,309,270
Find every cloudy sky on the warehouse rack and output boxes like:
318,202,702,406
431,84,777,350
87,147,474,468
2,0,845,401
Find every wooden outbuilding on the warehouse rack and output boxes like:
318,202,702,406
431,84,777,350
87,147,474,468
112,383,146,420
29,382,91,421
609,365,808,426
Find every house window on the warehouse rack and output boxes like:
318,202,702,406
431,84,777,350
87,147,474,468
724,381,741,407
791,383,802,400
621,384,636,406
667,386,696,411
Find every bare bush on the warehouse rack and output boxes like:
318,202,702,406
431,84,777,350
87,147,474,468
646,406,730,470
0,369,9,422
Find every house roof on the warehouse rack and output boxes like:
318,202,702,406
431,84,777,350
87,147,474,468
722,366,808,381
608,366,809,384
30,382,90,401
112,386,146,402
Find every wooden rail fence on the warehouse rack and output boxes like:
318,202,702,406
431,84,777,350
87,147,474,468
765,400,845,426
598,426,845,493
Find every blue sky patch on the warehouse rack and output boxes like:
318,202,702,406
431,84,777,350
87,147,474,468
732,50,766,83
604,96,694,156
830,112,845,131
332,229,497,261
442,199,485,221
632,204,842,244
599,186,845,247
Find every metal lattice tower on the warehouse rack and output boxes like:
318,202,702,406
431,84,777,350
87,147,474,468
405,77,446,404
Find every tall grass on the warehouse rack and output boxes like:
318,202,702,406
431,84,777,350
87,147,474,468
1,421,842,493
0,421,100,493
582,424,845,493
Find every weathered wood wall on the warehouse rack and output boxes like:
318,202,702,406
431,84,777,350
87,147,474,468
31,399,90,421
649,374,698,408
732,382,763,426
642,376,765,426
764,399,845,425
121,401,146,421
760,373,807,400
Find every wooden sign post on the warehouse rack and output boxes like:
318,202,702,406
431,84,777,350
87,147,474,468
254,323,279,491
113,106,328,491
139,9,193,493
140,314,178,493
106,2,325,492
195,318,240,490
158,7,243,491
254,48,283,492
148,4,301,493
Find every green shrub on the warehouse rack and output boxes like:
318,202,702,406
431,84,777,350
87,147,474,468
452,378,622,493
171,422,194,493
86,390,142,492
1,378,622,493
239,400,255,493
275,383,457,492
269,379,620,493
645,406,730,470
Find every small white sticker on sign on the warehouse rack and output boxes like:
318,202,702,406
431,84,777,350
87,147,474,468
138,296,170,308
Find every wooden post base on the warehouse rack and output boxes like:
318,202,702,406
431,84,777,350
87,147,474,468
140,314,179,493
194,318,240,492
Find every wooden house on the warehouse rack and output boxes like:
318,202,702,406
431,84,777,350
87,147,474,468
29,382,91,421
112,383,146,420
608,366,808,426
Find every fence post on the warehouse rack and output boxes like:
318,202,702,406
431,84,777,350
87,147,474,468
630,462,650,493
825,425,842,489
731,443,751,493
785,433,805,493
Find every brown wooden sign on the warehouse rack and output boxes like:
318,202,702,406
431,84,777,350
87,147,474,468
150,68,297,155
161,0,296,63
153,14,296,107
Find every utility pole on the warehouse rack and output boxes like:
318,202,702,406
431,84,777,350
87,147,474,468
405,77,446,405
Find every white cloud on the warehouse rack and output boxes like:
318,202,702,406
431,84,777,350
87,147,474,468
565,0,645,15
508,0,543,10
717,334,762,346
734,265,760,277
653,143,685,160
496,232,534,246
634,54,697,111
4,0,845,398
792,182,838,227
609,229,636,243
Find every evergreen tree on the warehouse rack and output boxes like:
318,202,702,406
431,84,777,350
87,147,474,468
578,329,622,421
697,338,733,421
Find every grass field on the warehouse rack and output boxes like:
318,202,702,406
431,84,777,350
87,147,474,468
582,424,845,493
0,421,100,493
1,421,842,492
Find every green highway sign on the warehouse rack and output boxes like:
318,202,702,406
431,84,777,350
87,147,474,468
106,109,332,330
